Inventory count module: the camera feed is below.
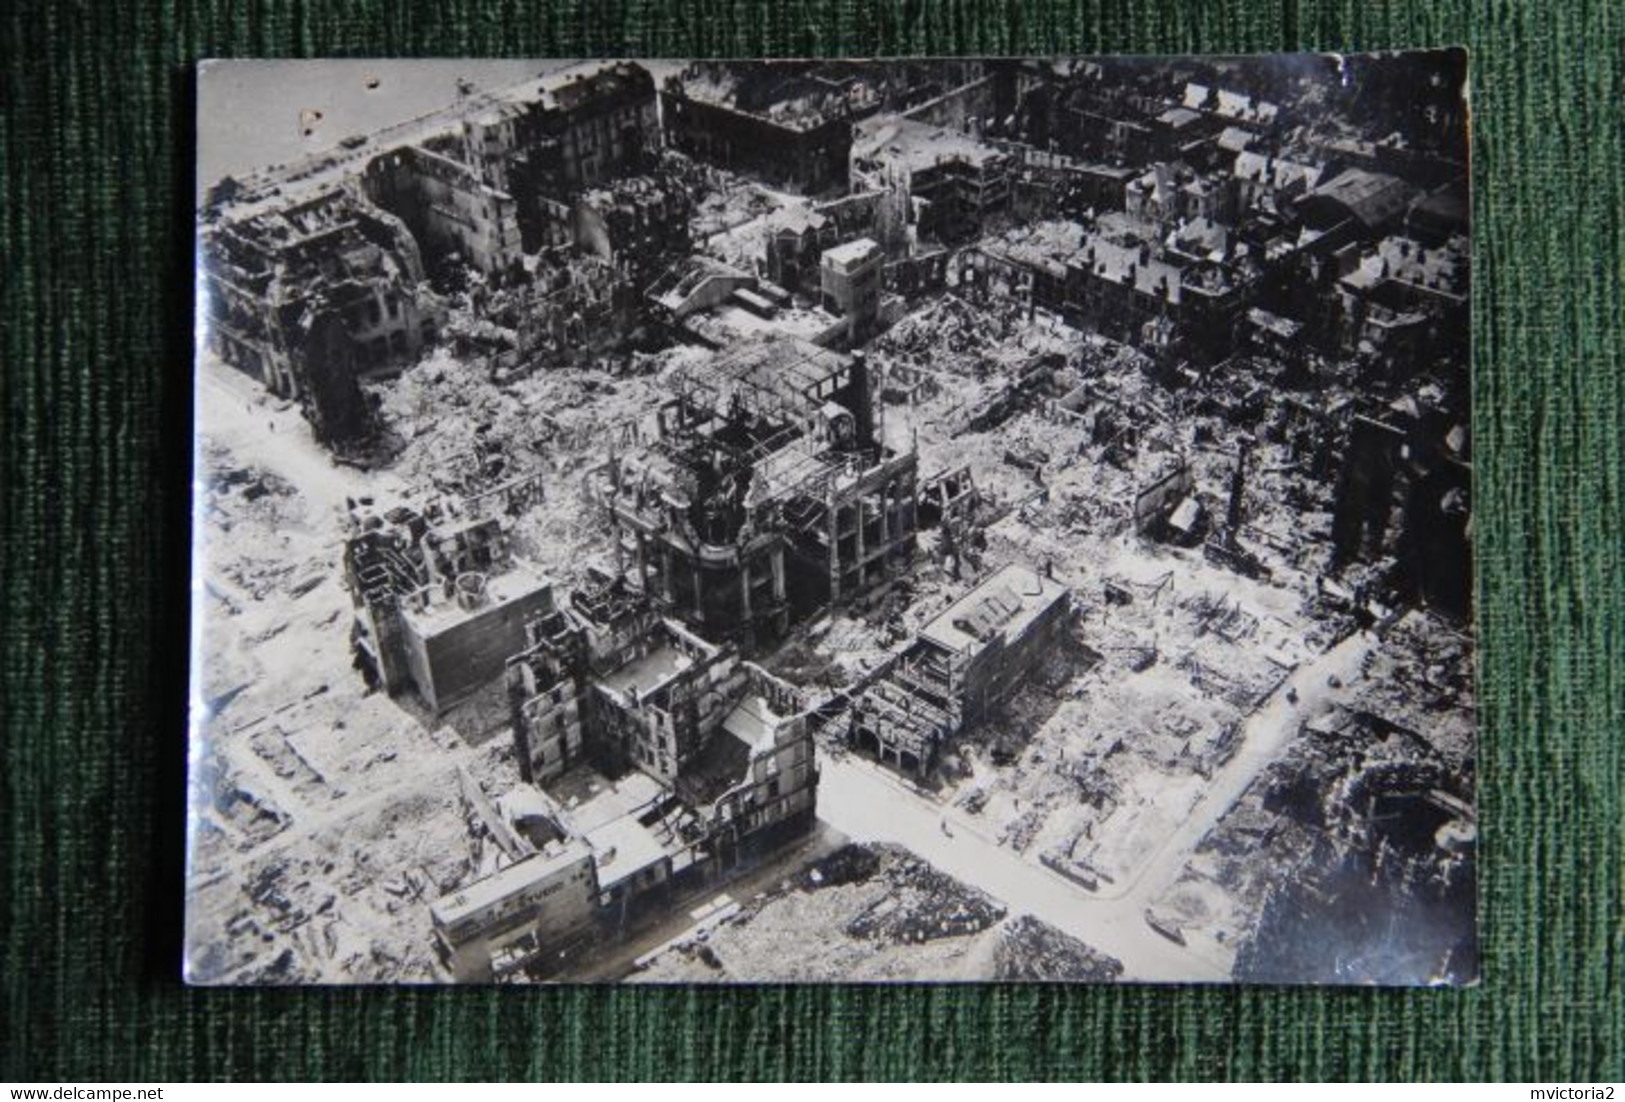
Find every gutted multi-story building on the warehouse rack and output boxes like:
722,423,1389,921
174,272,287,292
433,575,820,981
568,172,695,286
591,336,919,648
819,237,884,344
343,495,555,714
359,140,523,281
1124,161,1229,227
851,116,1015,245
1057,223,1264,362
1332,233,1469,363
459,62,662,250
850,563,1074,776
1330,396,1472,618
765,208,840,297
201,185,444,448
661,63,860,195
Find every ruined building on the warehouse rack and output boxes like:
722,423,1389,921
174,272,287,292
569,172,696,287
431,575,819,981
428,818,601,982
1333,233,1469,365
850,563,1075,776
507,576,736,787
661,63,859,195
765,209,840,297
645,256,848,350
459,62,661,250
1064,225,1264,362
343,496,555,714
819,238,884,345
1330,400,1472,618
202,186,443,448
590,336,919,648
764,190,910,298
360,140,524,283
852,116,1015,245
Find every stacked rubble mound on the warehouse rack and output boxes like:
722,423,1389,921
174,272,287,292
841,846,1007,944
991,914,1125,982
641,843,1029,982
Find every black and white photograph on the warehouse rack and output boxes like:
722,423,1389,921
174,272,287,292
188,53,1474,986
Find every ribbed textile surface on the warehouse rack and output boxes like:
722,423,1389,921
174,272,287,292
2,0,1621,1082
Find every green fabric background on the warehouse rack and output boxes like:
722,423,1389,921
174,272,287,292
2,0,1621,1082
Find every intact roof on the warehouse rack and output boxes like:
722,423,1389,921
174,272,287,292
682,300,842,349
919,563,1069,656
647,255,751,314
1170,217,1230,260
584,811,672,890
1341,235,1467,297
1214,89,1279,123
1217,125,1257,153
567,771,666,833
1076,233,1185,302
400,560,553,637
430,838,593,926
822,237,881,268
1305,168,1412,229
1233,150,1324,192
1177,82,1279,122
1406,185,1469,232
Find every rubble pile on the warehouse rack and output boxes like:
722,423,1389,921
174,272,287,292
844,847,1007,943
1149,607,1476,978
376,345,705,589
691,181,795,247
797,842,883,888
190,54,1474,983
991,915,1125,982
186,775,472,984
637,843,1022,982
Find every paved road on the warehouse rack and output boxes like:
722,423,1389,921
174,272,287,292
1109,630,1375,908
196,362,404,515
817,752,1221,981
815,629,1376,981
